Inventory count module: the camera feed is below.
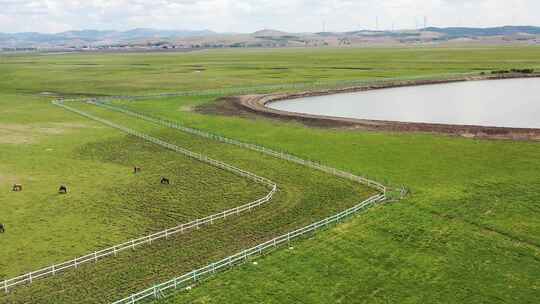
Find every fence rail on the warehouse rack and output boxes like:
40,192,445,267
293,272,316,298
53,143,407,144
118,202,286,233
55,72,481,105
100,72,480,100
95,102,387,193
112,193,386,304
1,90,391,299
1,101,278,293
92,102,394,304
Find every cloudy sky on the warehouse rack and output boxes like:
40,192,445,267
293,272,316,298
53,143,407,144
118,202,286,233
1,0,539,33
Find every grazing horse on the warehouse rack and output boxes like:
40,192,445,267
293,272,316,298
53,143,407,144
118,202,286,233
160,177,170,185
12,184,22,192
58,185,68,194
133,167,141,174
0,223,5,233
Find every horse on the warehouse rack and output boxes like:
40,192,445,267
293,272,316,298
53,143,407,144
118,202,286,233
160,177,170,185
0,223,5,233
58,185,68,194
133,167,141,174
12,184,22,192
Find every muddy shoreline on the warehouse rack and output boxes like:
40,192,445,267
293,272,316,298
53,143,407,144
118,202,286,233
198,73,540,141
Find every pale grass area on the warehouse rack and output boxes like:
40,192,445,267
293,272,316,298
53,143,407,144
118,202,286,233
178,105,195,112
0,172,22,185
0,122,98,144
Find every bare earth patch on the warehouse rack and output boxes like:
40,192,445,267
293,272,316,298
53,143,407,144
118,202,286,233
199,73,540,141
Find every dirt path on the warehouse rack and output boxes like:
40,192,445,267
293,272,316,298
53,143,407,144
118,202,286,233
201,73,540,141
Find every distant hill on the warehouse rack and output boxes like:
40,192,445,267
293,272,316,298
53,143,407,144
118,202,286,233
252,29,289,36
423,26,540,37
1,26,539,51
0,28,216,48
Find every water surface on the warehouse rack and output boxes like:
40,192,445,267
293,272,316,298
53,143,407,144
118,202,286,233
269,78,540,129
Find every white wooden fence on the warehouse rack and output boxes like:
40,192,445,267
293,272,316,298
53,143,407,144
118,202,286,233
94,102,387,193
1,101,278,293
1,97,393,299
112,193,386,304
92,102,394,304
100,72,480,100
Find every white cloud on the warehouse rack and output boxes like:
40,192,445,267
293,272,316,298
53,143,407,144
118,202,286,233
0,0,538,33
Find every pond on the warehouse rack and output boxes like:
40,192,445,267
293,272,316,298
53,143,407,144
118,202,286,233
268,78,540,129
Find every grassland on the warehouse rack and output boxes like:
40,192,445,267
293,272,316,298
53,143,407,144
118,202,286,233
2,47,540,96
1,99,374,303
1,46,540,303
119,90,540,304
0,94,269,278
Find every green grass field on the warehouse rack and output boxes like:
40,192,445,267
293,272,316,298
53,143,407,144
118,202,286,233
119,91,540,303
0,94,270,278
1,46,540,303
2,47,540,96
1,98,374,303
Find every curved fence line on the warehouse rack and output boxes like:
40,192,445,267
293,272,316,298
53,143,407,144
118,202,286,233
95,102,387,193
92,102,394,304
1,101,278,293
67,72,478,102
112,194,386,304
1,78,394,299
53,101,276,188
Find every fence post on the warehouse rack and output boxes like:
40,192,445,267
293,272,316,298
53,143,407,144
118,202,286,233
50,101,388,304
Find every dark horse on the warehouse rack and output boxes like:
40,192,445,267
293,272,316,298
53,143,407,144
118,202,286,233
133,167,141,174
58,185,68,194
0,223,5,233
160,177,170,185
12,184,22,192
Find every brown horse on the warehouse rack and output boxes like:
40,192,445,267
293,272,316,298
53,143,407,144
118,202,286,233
12,184,22,192
134,167,141,174
58,185,68,194
0,223,5,233
160,177,170,185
